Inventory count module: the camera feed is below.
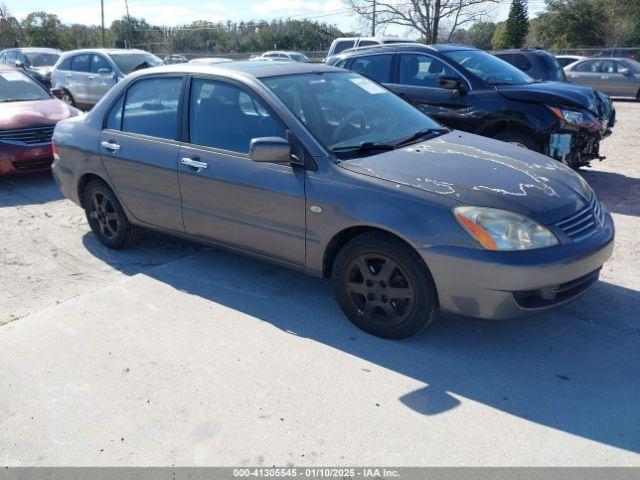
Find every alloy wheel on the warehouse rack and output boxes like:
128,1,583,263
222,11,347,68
89,191,119,240
345,253,415,326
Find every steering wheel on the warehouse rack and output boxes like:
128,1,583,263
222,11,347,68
332,109,367,143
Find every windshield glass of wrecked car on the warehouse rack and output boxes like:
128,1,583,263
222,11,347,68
443,49,534,86
109,53,164,74
0,70,49,102
263,72,442,155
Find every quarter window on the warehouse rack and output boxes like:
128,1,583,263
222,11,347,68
106,95,125,130
350,54,392,83
121,77,182,140
71,54,91,72
188,78,285,153
399,54,459,87
58,57,72,71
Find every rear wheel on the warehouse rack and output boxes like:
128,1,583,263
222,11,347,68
494,131,542,152
83,180,143,249
332,232,438,339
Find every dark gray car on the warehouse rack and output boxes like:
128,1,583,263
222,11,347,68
0,47,61,87
51,62,614,339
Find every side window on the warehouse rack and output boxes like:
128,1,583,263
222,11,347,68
189,78,285,153
16,52,27,65
6,51,16,64
358,40,378,47
334,59,349,69
58,57,72,71
0,52,5,63
575,61,601,72
350,54,392,83
121,77,182,140
399,54,459,87
90,54,112,74
71,54,91,72
334,40,355,54
106,95,125,130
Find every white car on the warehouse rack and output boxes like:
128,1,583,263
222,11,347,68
556,55,587,68
251,51,311,63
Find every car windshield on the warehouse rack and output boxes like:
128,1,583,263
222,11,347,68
0,69,50,102
263,72,442,157
25,52,59,67
443,49,534,86
109,53,163,74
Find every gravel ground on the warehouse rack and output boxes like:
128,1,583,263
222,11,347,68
1,101,638,325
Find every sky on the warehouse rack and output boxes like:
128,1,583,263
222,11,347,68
5,0,548,35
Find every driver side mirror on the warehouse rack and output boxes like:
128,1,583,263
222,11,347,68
437,76,463,90
249,137,293,164
620,68,632,76
14,60,24,69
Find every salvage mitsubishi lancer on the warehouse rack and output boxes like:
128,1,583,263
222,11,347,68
51,62,615,339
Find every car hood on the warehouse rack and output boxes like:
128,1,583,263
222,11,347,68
339,131,592,225
496,81,601,115
0,98,75,130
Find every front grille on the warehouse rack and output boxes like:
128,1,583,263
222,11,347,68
554,194,605,242
0,125,55,145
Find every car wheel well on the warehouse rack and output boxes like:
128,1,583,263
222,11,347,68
322,226,423,278
77,173,109,208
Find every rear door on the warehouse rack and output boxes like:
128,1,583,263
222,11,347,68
387,52,473,130
177,76,306,265
88,53,117,104
69,53,92,106
99,75,185,232
567,60,603,90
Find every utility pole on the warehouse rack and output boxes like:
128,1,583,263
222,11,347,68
100,0,105,47
371,0,376,37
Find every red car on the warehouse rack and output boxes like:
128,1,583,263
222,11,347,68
0,64,78,175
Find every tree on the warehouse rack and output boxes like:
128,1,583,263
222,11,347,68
345,0,500,44
492,21,507,49
502,0,529,48
0,4,24,48
468,21,497,49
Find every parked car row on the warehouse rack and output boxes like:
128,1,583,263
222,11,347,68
49,60,615,339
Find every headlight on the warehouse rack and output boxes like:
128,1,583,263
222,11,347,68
548,106,601,131
453,206,559,250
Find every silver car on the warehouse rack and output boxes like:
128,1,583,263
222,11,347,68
51,49,163,109
565,57,640,99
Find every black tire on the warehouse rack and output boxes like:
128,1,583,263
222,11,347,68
493,131,542,153
82,180,143,249
332,232,438,339
636,89,640,102
61,90,75,107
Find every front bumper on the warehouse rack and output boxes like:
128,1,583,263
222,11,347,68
0,142,54,175
420,212,614,319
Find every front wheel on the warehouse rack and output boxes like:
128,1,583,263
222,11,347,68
332,232,438,339
83,180,143,249
493,131,542,152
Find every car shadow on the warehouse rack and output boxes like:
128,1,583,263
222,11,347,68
82,234,640,454
581,169,640,217
0,172,63,207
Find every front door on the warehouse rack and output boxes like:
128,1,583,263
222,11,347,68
387,53,473,131
567,60,603,91
177,77,306,265
600,60,638,97
99,75,185,232
88,54,117,105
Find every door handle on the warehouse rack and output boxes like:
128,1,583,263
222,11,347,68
181,157,208,171
88,75,95,80
65,73,72,78
100,140,121,152
601,76,610,80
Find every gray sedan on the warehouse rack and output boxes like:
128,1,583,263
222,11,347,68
51,62,614,339
565,57,640,99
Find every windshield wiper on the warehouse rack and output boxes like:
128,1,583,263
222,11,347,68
330,142,396,154
392,127,450,148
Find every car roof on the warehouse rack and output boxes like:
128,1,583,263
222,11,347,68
60,48,151,57
492,48,551,55
333,36,415,42
335,42,476,58
134,60,342,79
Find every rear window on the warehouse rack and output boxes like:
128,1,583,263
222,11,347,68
538,53,565,81
333,40,355,54
109,53,163,75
